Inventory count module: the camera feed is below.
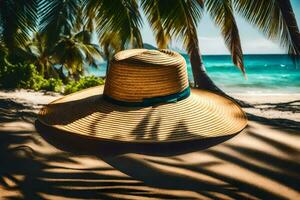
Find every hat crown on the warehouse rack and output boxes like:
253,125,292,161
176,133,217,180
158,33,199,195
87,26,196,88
103,49,189,103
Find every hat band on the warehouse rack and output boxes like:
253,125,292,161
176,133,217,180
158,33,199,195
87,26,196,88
103,87,191,107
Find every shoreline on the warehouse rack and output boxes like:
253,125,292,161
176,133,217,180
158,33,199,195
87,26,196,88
2,88,300,101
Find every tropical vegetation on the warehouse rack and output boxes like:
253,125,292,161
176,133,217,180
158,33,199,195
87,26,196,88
0,0,299,94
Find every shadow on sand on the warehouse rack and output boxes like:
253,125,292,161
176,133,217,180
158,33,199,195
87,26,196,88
0,97,300,199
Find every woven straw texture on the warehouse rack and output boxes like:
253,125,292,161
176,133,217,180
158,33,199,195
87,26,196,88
38,49,247,143
38,86,247,142
104,49,188,102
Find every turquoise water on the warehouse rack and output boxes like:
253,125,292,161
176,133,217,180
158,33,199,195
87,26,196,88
87,54,300,94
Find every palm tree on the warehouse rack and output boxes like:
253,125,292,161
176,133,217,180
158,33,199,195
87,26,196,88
15,33,57,78
1,0,299,94
142,0,300,92
87,0,300,95
51,30,102,80
143,0,205,88
0,0,102,80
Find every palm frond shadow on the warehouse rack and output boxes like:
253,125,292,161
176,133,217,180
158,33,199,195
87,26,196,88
247,113,300,133
224,144,300,190
0,98,38,123
1,95,300,199
0,100,204,199
248,130,299,155
98,124,299,199
1,125,186,199
254,100,300,113
36,115,299,199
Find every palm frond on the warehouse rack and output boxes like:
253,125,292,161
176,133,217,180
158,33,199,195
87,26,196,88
234,0,300,55
151,0,203,55
73,5,84,33
145,0,205,88
100,31,123,60
86,0,143,49
84,0,100,32
0,0,38,50
51,31,103,77
16,33,46,62
78,43,102,66
51,37,84,75
206,0,245,75
141,0,171,48
74,30,103,65
39,0,82,48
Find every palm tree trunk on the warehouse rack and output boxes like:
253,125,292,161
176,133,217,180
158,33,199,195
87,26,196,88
189,48,252,107
190,47,224,92
106,60,110,76
277,0,300,55
39,59,46,77
57,66,66,81
190,48,219,91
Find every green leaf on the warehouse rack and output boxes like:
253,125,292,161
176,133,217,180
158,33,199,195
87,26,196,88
206,0,245,75
234,0,300,55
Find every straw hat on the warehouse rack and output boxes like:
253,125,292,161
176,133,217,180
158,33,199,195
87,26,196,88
38,49,247,143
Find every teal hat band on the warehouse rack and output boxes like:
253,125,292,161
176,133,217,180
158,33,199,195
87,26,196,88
103,87,191,107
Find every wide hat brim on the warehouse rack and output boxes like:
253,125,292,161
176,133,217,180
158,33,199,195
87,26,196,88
38,86,247,143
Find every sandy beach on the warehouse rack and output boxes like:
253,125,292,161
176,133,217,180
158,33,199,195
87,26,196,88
0,89,299,199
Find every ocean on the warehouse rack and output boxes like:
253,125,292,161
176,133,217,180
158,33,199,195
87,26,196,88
87,54,300,94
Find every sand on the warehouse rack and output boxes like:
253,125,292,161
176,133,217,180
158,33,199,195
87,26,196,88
0,89,299,200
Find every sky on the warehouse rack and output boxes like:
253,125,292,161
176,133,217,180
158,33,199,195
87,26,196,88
140,0,300,55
